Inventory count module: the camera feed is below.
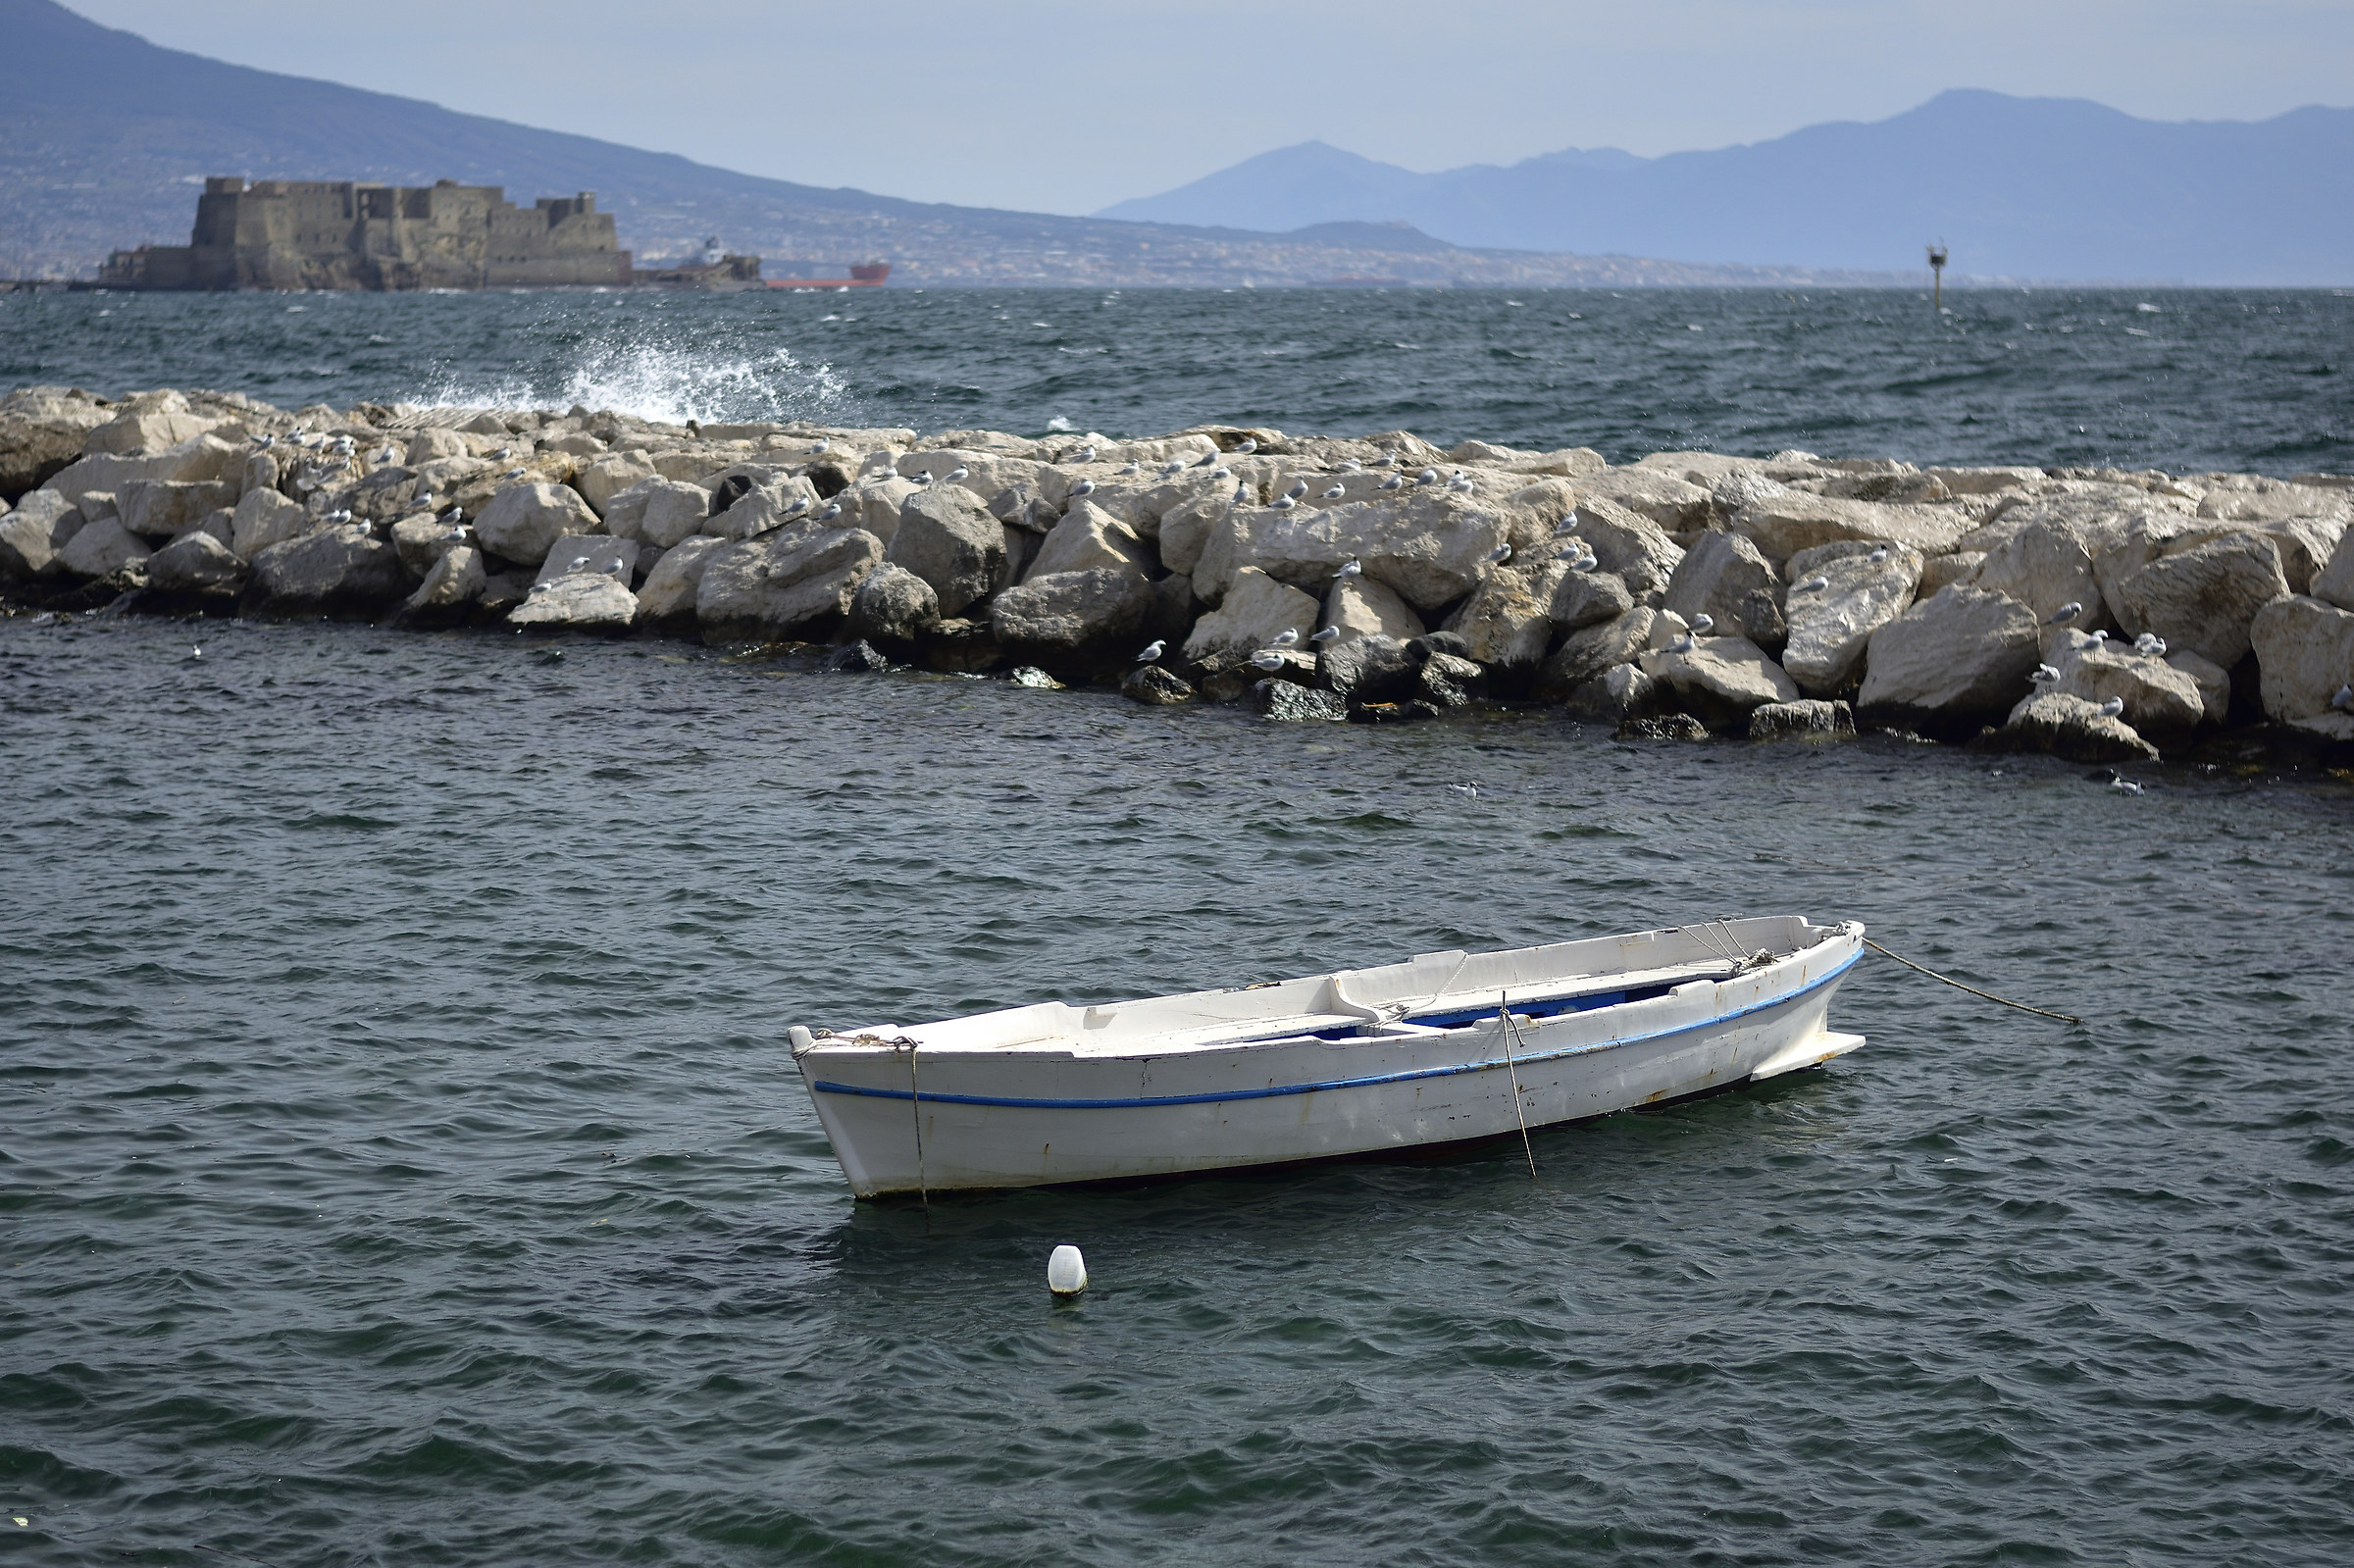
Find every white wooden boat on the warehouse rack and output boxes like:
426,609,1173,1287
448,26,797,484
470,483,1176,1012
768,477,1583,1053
790,916,1866,1198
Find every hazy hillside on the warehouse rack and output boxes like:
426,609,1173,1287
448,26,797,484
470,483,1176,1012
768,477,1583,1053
1100,91,2354,284
0,0,1897,288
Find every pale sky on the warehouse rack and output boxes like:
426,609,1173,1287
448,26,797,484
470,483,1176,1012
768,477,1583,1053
70,0,2354,216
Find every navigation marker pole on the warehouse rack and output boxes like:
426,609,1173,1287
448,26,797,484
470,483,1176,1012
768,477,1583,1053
1927,242,1948,310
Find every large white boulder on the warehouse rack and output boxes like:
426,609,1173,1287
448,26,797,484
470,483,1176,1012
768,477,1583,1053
1779,540,1922,696
626,479,712,548
887,486,1004,616
389,513,470,577
230,489,312,560
2108,531,2289,669
56,514,149,579
0,489,85,578
82,393,221,455
1568,497,1684,600
143,530,246,593
696,527,883,643
1735,491,1968,566
1572,467,1713,531
1663,531,1785,653
534,532,640,587
1965,521,2105,629
1446,560,1570,672
992,567,1156,656
0,385,114,494
844,561,942,644
2046,631,2208,738
1183,568,1320,663
46,432,245,514
1024,499,1151,582
575,451,657,516
1548,567,1635,632
510,572,638,632
473,481,601,567
710,478,823,541
399,544,487,625
1322,575,1425,646
2249,595,2354,723
117,479,238,539
1191,489,1511,610
2310,525,2354,611
244,525,412,618
1996,691,2159,763
1639,634,1800,715
634,535,728,626
1858,586,2041,728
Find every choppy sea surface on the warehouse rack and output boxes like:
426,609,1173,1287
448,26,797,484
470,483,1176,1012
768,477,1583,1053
1,284,2349,473
4,289,2353,1564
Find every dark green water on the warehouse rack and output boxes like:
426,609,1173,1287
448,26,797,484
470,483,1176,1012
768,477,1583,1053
5,288,2354,1562
2,285,2349,473
4,616,2350,1565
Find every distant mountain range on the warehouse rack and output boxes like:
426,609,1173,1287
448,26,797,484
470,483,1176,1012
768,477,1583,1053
1100,91,2354,284
0,0,1895,289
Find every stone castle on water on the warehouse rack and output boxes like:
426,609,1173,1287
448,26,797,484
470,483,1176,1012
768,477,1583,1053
98,177,633,291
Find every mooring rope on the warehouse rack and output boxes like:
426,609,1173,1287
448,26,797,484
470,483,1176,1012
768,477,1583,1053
1496,992,1539,1181
895,1037,931,1216
1864,936,2082,1024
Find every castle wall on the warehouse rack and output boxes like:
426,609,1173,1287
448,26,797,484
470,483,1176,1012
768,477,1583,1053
99,178,632,291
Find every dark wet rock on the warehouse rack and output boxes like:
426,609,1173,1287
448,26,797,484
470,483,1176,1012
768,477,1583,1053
1615,713,1710,741
1564,662,1664,723
1319,632,1421,704
1249,680,1347,721
1122,664,1195,706
1987,691,2160,763
846,561,942,646
1748,698,1857,741
825,639,893,672
1417,651,1485,708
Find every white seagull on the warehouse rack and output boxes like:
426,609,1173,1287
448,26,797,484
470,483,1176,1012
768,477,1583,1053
1285,480,1308,500
2030,663,2060,683
1271,629,1301,647
810,438,830,454
1159,459,1186,477
1136,639,1164,662
2046,601,2083,625
1270,495,1297,510
2133,632,2167,656
1115,462,1141,476
1377,474,1404,491
1072,443,1097,463
1071,479,1097,497
1321,484,1346,499
1250,649,1284,671
1416,468,1440,485
1795,575,1830,593
1335,560,1363,582
1484,543,1512,565
2113,778,2144,794
945,466,969,481
1689,613,1715,634
1867,546,1890,563
1309,626,1339,645
1233,438,1257,455
2332,683,2354,711
818,502,844,521
2097,696,2126,717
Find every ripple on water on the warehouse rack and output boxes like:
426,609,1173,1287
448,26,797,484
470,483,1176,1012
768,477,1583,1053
1,613,2351,1565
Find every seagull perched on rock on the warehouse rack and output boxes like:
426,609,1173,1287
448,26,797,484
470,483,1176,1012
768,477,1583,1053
1159,459,1186,477
1115,461,1141,476
1193,450,1220,468
504,467,528,481
1335,459,1362,474
1232,481,1251,504
1484,543,1512,565
1211,466,1232,480
253,433,275,448
810,438,830,455
1321,484,1346,499
1335,560,1363,582
1689,613,1715,635
1250,649,1284,671
2046,601,2083,626
490,446,513,460
2030,663,2060,683
1270,495,1297,510
912,470,935,485
2133,632,2167,656
945,466,969,481
1071,479,1097,497
1372,451,1397,467
1378,474,1404,491
1447,474,1476,493
1136,639,1164,662
2089,630,2111,643
2097,696,2126,718
1070,443,1097,463
1566,549,1600,571
1310,626,1339,645
1285,480,1309,500
1867,546,1890,563
1233,438,1257,455
1668,632,1696,654
784,495,808,513
1272,629,1301,648
2332,683,2354,712
1794,575,1830,593
2113,778,2144,794
818,501,844,521
1416,468,1440,485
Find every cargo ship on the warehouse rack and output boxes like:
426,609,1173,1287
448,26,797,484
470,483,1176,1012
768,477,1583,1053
768,262,891,290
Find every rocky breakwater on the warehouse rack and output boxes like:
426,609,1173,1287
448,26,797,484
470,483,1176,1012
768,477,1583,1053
6,383,2353,763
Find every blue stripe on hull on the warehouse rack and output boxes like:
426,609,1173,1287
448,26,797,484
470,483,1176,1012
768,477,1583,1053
811,948,1859,1110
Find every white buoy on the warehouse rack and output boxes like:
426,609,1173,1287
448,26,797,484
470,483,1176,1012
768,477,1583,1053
1047,1244,1088,1296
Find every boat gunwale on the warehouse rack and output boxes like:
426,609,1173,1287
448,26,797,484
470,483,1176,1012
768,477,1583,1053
807,942,1861,1111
